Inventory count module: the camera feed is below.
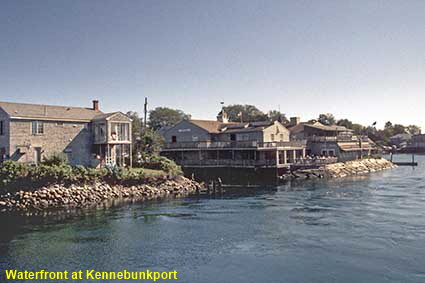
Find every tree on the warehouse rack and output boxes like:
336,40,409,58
126,111,142,143
384,121,393,130
148,107,191,130
267,110,289,124
318,113,336,125
336,119,353,129
136,128,164,156
221,104,268,122
351,124,365,136
406,125,421,135
392,124,406,135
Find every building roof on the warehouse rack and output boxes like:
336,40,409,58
188,119,236,133
390,133,411,140
0,101,103,122
187,119,280,134
288,121,352,133
304,123,352,132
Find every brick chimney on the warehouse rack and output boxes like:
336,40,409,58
92,100,99,111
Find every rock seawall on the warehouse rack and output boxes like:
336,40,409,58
0,176,202,212
324,158,396,178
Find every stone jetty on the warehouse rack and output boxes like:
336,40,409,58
0,176,202,212
324,158,396,178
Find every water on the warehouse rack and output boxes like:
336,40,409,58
1,155,425,282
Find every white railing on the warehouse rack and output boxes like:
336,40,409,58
162,140,306,149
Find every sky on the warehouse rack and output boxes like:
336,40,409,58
1,0,424,129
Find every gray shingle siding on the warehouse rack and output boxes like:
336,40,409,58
163,120,211,143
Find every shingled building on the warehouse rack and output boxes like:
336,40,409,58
0,100,132,167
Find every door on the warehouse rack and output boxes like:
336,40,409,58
34,147,42,165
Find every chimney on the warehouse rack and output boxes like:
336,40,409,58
289,117,300,127
92,100,99,111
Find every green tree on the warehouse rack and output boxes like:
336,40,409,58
126,111,142,143
336,119,353,129
318,113,336,125
148,107,191,130
221,104,268,122
406,125,421,135
137,128,164,155
392,124,406,135
351,124,365,136
267,110,289,124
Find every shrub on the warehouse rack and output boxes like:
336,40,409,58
42,152,68,166
136,155,182,176
0,160,162,192
0,160,30,186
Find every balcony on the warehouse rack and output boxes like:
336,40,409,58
162,140,306,150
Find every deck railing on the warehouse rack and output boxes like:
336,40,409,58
307,135,370,143
293,157,338,165
176,159,279,167
174,157,337,167
162,140,306,150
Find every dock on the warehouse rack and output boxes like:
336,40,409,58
390,153,418,166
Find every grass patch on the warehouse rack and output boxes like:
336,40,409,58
130,168,166,177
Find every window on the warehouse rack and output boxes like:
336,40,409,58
230,134,236,141
111,123,130,141
0,121,3,135
32,121,44,135
172,136,177,143
280,134,284,141
271,134,275,141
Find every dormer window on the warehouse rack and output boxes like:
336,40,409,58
32,121,44,135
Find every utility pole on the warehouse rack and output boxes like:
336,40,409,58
143,97,148,130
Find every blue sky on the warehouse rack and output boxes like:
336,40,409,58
1,0,424,129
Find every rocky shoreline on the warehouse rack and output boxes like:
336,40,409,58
323,158,396,178
0,176,203,212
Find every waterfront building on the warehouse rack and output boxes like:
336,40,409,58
160,117,307,169
0,100,132,167
287,117,377,161
401,134,425,153
389,133,412,148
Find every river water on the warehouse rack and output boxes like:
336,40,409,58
1,155,425,283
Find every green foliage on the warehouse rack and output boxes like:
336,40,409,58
126,111,143,142
0,161,156,191
41,152,68,166
267,110,289,124
0,160,29,186
221,104,268,122
148,107,191,130
336,119,353,129
318,113,336,126
136,128,164,156
135,155,182,176
406,125,421,135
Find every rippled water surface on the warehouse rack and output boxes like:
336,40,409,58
1,155,425,282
